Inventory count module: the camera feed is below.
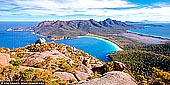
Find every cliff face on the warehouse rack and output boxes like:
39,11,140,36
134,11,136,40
31,18,132,39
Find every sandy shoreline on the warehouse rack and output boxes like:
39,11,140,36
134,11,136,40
79,35,123,51
120,32,170,44
85,33,123,50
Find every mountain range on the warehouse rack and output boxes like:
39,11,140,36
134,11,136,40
30,18,133,40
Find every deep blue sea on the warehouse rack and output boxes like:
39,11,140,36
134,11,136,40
0,22,121,62
128,23,170,39
0,22,42,49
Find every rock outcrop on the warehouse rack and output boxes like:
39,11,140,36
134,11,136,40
75,70,90,81
72,71,137,85
0,42,137,84
114,61,126,71
53,72,77,82
75,64,94,81
24,49,74,66
82,57,103,69
35,38,46,45
77,64,93,75
0,53,10,66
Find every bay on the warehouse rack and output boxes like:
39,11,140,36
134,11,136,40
0,22,121,62
56,36,122,62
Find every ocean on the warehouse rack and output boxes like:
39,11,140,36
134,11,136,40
128,23,170,39
0,22,121,62
0,22,42,49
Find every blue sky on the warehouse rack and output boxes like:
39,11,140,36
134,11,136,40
0,0,170,21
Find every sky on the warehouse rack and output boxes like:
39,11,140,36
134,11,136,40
0,0,170,22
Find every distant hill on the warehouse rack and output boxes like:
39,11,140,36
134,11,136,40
30,18,132,40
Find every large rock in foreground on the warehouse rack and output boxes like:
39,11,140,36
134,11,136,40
75,64,94,81
0,53,10,66
53,72,77,82
75,70,90,81
72,71,137,85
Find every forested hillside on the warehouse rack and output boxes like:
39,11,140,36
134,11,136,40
136,43,170,56
108,50,170,84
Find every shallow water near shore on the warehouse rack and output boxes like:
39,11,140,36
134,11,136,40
56,36,122,62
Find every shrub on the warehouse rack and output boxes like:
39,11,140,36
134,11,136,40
103,61,114,73
10,60,22,66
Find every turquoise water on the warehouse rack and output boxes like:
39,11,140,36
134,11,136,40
0,22,121,62
128,23,170,39
56,36,122,62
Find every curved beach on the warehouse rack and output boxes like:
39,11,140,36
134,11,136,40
79,36,123,51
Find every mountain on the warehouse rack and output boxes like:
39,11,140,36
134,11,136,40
30,18,132,40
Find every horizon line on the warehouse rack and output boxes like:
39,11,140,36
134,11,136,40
1,19,170,23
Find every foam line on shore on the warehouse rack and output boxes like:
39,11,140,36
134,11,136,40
79,36,123,51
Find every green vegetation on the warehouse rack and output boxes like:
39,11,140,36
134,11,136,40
108,50,170,84
103,62,114,73
10,60,22,66
135,43,170,56
149,67,170,84
104,35,170,85
25,42,56,52
0,66,56,84
0,48,10,53
92,61,114,75
88,71,100,79
34,57,77,74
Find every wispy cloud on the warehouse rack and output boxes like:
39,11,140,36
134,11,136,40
0,0,170,21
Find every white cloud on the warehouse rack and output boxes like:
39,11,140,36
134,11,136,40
1,0,136,16
1,0,170,21
14,0,136,9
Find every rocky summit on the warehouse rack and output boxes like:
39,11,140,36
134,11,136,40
0,40,137,85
